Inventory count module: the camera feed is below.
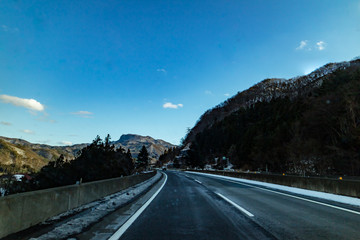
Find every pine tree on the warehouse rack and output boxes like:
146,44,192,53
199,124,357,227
126,149,133,161
137,145,149,169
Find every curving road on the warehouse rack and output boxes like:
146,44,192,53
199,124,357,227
104,170,360,240
117,171,275,240
73,170,360,240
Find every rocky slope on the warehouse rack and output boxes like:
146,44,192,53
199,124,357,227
0,137,76,173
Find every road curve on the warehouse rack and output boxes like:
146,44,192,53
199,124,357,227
118,171,275,240
75,170,360,240
115,170,360,240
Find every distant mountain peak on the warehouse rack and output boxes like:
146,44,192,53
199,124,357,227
114,134,175,161
117,134,153,143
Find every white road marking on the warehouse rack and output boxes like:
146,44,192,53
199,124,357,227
216,192,254,217
223,179,360,216
194,179,202,184
192,172,360,216
108,173,168,240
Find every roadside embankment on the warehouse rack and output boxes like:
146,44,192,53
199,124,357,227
189,170,360,198
0,171,156,239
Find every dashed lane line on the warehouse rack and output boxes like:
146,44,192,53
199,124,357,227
216,192,255,217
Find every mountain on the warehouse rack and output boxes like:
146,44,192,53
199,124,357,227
112,134,175,162
0,137,80,173
183,58,360,176
0,134,175,173
185,60,356,143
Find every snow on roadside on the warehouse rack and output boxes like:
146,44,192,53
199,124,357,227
0,187,5,197
30,172,162,240
187,171,360,207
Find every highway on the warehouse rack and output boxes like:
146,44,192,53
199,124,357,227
104,170,360,240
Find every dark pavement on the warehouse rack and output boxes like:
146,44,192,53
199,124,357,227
120,171,275,240
118,170,360,240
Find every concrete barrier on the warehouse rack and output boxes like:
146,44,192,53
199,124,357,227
191,170,360,198
0,171,155,239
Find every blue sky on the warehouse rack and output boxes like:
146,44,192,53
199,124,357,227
1,0,360,146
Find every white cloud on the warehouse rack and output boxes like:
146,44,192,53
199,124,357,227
296,40,308,50
156,68,167,74
163,102,183,109
58,141,72,146
316,41,326,51
71,111,94,118
296,40,326,51
22,129,35,134
0,121,11,126
205,90,212,95
0,94,45,111
224,93,230,97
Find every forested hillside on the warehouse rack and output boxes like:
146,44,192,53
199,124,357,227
185,59,360,176
0,134,173,175
2,135,138,196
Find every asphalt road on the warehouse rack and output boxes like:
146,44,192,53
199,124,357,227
115,170,360,240
118,171,275,240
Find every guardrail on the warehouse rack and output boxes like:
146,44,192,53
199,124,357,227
0,171,156,239
190,170,360,198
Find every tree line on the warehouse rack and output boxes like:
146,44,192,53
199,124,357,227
3,135,150,195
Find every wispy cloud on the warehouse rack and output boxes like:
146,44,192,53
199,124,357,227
0,94,45,111
21,129,35,134
36,113,56,123
156,68,167,74
1,25,19,33
296,40,326,51
316,41,326,51
71,111,94,118
296,40,308,50
224,93,230,97
205,90,212,95
163,102,183,109
1,25,8,32
0,121,12,126
58,141,72,146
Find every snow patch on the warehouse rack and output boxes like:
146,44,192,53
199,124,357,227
0,187,5,196
30,172,162,240
13,174,25,181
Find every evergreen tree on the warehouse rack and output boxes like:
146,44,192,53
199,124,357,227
185,143,205,169
126,149,133,160
137,145,149,169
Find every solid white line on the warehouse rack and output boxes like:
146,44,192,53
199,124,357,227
192,172,360,216
194,179,202,184
221,179,360,216
216,192,254,217
108,173,168,240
